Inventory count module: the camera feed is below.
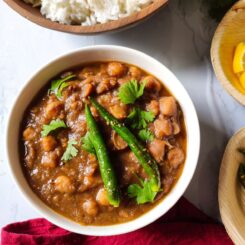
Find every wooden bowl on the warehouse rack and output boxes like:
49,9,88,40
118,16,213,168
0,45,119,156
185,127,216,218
219,128,245,244
211,0,245,105
4,0,168,34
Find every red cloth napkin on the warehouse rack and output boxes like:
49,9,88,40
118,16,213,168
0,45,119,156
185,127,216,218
1,197,233,245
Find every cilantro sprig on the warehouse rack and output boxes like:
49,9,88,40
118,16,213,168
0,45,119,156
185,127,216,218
50,74,76,99
118,80,146,104
61,140,78,161
127,108,155,129
41,119,67,137
138,129,154,142
118,79,154,142
81,132,95,154
126,107,155,142
128,178,158,204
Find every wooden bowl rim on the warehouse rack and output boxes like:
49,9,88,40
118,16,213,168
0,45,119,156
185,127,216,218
210,0,245,105
4,0,168,34
219,127,245,244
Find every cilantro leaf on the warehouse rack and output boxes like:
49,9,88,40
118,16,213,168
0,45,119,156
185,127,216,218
118,80,146,104
41,119,67,137
128,178,158,204
50,74,76,99
127,108,155,129
81,132,95,154
138,129,154,142
56,82,70,99
61,140,78,161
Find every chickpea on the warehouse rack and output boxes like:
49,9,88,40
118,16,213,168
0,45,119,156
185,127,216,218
70,101,83,111
81,83,94,98
111,131,128,150
96,78,117,94
142,76,161,92
107,62,125,77
45,101,64,119
82,199,98,216
159,97,177,117
54,175,75,193
118,76,130,85
172,119,180,135
167,147,185,168
80,175,102,192
23,127,35,141
41,151,58,168
109,104,128,119
96,79,110,94
154,118,173,138
78,67,95,79
96,188,110,206
128,66,142,80
41,136,57,152
148,139,165,163
146,100,159,116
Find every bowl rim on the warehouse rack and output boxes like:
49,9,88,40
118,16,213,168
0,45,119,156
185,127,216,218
210,0,245,105
5,45,200,236
218,127,245,244
4,0,168,34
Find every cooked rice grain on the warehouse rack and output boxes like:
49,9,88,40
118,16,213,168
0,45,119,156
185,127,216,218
25,0,153,25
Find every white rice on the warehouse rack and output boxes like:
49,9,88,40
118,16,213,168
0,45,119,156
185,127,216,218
24,0,153,25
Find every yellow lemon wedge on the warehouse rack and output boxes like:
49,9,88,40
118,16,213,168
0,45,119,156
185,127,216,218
240,72,245,89
233,42,245,74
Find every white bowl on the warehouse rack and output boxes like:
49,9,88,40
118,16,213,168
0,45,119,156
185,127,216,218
5,45,200,236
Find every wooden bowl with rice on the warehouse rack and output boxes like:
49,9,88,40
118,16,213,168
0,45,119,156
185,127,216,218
4,0,168,34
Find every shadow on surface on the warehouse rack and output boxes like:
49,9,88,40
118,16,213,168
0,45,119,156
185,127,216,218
185,119,229,219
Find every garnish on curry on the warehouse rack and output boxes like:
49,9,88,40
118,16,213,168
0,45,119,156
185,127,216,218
20,62,186,225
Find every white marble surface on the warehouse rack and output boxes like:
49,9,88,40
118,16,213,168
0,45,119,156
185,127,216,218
1,0,244,229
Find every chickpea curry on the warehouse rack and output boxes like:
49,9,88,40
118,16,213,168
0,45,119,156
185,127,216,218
20,62,187,225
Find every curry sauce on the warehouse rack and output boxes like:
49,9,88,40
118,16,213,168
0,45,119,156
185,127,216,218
20,62,187,225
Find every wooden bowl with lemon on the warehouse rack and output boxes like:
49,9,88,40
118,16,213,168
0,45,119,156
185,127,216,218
211,0,245,105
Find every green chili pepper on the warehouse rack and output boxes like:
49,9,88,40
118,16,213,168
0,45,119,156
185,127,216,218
90,98,161,192
85,104,121,207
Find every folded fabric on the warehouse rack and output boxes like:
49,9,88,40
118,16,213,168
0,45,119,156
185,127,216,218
1,197,233,245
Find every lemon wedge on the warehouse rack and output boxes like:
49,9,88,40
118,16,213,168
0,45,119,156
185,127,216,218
233,42,245,74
